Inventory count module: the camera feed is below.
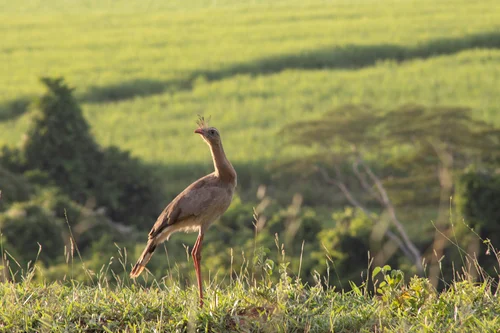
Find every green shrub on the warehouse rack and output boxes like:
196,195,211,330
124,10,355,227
311,208,375,286
255,206,323,263
33,188,132,254
0,186,135,276
89,146,163,227
454,169,500,279
456,170,500,236
456,169,500,271
0,146,25,173
0,202,66,265
0,166,32,210
14,77,163,227
22,77,100,202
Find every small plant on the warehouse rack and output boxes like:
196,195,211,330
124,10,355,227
372,265,405,302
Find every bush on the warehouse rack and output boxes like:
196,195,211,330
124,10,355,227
22,77,100,202
0,186,135,275
0,146,25,173
14,77,163,227
0,201,66,265
89,146,163,227
454,169,500,280
456,170,500,236
0,166,32,210
258,206,323,257
32,187,133,254
456,169,500,272
311,208,375,286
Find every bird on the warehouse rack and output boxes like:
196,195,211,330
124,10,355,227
130,116,237,307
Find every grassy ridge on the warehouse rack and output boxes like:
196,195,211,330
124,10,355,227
1,269,499,332
1,0,500,168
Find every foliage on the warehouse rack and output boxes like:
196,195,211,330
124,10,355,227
255,207,323,258
31,188,128,254
282,104,500,284
311,208,374,285
0,147,25,174
22,77,100,201
89,146,163,226
283,104,500,196
456,170,500,234
1,78,164,227
0,166,31,210
0,201,65,266
456,169,500,272
0,183,138,281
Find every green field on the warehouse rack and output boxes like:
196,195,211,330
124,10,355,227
1,2,500,330
1,0,500,171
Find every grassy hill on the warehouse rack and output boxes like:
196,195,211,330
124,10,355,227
1,262,499,332
1,0,500,172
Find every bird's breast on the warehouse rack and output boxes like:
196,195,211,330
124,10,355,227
200,187,234,227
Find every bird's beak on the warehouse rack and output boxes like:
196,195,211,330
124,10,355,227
194,128,204,135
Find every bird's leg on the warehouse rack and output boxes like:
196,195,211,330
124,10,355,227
191,237,201,292
191,233,204,307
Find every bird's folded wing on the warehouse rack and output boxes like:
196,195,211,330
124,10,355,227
148,184,223,239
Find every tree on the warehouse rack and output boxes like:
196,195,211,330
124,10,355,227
282,104,500,285
382,105,499,284
22,77,100,202
15,77,163,227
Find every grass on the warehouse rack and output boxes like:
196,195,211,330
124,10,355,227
1,214,499,332
1,0,500,169
1,258,499,332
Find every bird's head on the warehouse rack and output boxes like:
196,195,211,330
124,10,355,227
195,116,221,146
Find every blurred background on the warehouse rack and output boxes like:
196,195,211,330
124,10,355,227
1,0,499,289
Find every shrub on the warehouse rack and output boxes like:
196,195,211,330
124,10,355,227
22,77,100,202
456,170,500,236
311,208,376,286
0,201,66,265
0,166,32,210
456,169,500,271
453,169,500,279
15,77,163,227
89,146,163,227
0,146,25,173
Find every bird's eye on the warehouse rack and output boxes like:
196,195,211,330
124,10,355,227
209,130,216,135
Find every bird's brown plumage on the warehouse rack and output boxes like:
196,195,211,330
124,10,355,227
130,123,236,284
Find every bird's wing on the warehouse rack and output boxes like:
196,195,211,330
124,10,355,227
148,176,222,239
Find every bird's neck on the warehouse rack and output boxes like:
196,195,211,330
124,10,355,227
209,143,237,186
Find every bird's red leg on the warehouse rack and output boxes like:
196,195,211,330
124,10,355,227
191,237,201,292
191,233,205,307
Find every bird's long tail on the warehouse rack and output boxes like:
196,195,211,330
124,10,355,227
130,240,157,278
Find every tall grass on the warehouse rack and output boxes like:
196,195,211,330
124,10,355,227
1,205,499,332
1,233,499,331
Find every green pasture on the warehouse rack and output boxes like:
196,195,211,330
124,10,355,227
1,0,499,171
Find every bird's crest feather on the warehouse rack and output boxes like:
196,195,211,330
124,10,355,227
196,115,211,129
